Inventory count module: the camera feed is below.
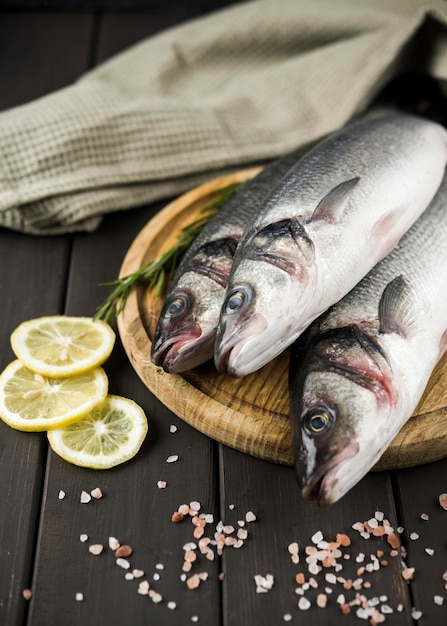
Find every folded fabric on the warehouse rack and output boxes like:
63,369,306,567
1,0,447,234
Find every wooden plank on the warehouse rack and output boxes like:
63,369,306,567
219,446,414,624
0,10,93,626
392,460,447,623
0,229,70,626
0,12,93,111
27,204,222,625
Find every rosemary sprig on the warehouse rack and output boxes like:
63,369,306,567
94,182,244,324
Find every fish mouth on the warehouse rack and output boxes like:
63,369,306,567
151,325,214,373
215,313,269,377
300,438,360,507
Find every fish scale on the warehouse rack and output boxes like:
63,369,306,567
289,169,447,506
215,109,447,377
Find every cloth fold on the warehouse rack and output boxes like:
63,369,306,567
1,0,447,234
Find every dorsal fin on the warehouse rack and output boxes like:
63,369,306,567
309,177,360,224
378,275,417,338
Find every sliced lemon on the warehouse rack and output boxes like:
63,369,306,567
47,395,148,469
0,360,109,431
10,316,115,378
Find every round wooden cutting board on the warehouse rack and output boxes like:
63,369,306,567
118,168,447,471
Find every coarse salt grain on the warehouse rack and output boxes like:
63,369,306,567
402,567,415,580
138,581,150,595
157,480,167,489
91,487,102,499
420,512,429,520
298,596,311,610
116,558,130,569
115,545,133,558
108,537,120,550
166,455,179,463
410,532,419,540
425,548,435,556
245,511,257,523
411,609,423,620
88,544,104,555
22,589,32,600
58,490,65,500
439,493,447,510
169,424,178,433
316,593,327,608
125,573,134,581
75,593,84,601
283,613,293,622
80,534,88,542
191,617,199,623
311,530,323,544
434,595,444,606
80,491,91,504
186,574,201,590
167,601,177,610
189,501,201,511
149,591,163,603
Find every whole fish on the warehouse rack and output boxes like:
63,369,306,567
214,110,447,377
151,145,314,373
289,171,447,506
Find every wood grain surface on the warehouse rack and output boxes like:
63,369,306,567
118,169,447,472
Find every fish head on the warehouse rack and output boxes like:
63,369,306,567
151,273,224,373
214,260,313,376
291,366,395,507
215,218,318,377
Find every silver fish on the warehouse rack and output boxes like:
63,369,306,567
289,171,447,506
214,110,447,377
151,146,313,373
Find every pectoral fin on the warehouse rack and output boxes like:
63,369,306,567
370,204,408,257
378,275,417,338
309,177,360,224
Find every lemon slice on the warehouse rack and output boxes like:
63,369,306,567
47,395,148,469
10,316,115,377
0,360,109,431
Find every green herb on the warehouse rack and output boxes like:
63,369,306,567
94,182,244,323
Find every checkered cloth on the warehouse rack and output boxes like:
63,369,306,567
1,0,447,234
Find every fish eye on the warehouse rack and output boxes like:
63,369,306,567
223,285,252,315
302,407,334,435
163,294,189,319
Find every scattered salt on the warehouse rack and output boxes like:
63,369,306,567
75,592,84,601
169,424,178,433
298,596,311,610
80,491,91,504
91,487,102,499
58,490,65,500
166,455,179,463
157,480,167,489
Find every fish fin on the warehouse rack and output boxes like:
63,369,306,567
438,328,447,358
370,204,408,256
308,177,360,224
378,275,417,338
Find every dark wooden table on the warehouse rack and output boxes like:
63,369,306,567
1,2,446,625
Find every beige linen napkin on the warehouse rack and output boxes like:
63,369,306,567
1,0,447,234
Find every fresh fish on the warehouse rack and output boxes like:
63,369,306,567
214,110,447,377
151,145,314,373
289,171,447,506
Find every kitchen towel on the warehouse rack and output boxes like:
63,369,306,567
1,0,447,234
